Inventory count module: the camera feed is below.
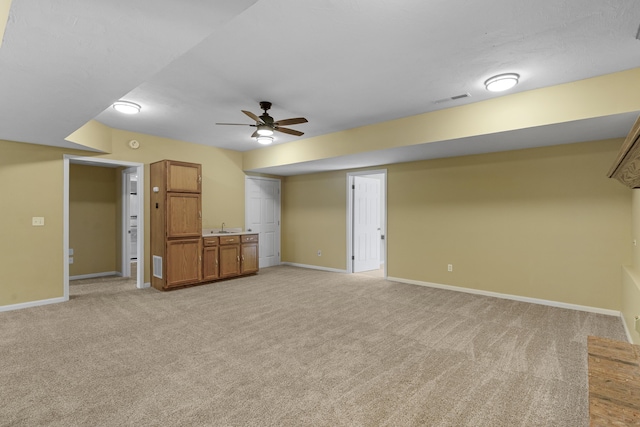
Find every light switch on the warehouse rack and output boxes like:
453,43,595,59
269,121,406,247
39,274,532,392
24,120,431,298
32,217,45,226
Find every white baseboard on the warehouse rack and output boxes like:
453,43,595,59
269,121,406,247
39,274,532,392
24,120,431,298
69,271,119,281
139,282,151,289
0,296,67,312
281,262,348,274
621,313,633,343
387,276,622,317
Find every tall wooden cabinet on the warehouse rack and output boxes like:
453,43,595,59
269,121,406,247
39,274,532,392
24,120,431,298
151,160,202,290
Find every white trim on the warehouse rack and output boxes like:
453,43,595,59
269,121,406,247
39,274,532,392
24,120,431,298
141,282,151,289
621,313,633,343
387,276,623,317
69,271,120,281
0,297,67,313
281,262,348,274
63,157,70,301
346,169,387,277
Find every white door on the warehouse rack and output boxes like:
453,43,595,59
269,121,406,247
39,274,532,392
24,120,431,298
353,176,381,272
246,177,281,268
122,167,138,277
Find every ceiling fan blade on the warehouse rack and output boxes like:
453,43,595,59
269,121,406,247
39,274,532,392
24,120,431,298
215,122,254,126
275,127,304,136
275,117,308,126
242,110,262,123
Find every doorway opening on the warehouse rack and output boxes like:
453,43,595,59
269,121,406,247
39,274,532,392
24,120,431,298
346,170,387,276
63,155,145,302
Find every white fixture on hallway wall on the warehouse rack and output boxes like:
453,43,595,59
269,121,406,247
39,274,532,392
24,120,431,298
484,73,520,92
112,101,141,114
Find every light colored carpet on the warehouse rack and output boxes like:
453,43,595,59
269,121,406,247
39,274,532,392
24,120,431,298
0,266,626,426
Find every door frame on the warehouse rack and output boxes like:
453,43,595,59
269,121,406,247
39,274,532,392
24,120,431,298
346,170,387,275
63,155,146,301
244,176,281,267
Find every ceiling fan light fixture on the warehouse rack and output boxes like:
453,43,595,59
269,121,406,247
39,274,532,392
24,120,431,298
112,100,141,114
484,73,519,92
256,125,273,136
256,136,273,145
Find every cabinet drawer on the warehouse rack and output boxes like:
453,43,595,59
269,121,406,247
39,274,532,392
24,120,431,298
241,234,259,243
203,237,219,246
219,235,240,245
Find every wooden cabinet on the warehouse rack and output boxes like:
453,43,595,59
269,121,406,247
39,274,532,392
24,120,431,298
219,235,241,279
151,160,259,290
151,160,202,290
202,237,219,281
166,161,201,193
166,238,201,287
241,234,259,274
167,193,201,238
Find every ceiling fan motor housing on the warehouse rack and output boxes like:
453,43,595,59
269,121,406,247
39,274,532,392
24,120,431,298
259,101,272,112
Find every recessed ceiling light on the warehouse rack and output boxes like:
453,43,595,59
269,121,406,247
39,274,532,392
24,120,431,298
112,101,141,114
484,73,520,92
256,136,273,145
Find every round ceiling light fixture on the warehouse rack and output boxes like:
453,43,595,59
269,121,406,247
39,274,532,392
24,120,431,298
256,136,273,145
112,100,141,114
256,125,274,136
484,73,520,92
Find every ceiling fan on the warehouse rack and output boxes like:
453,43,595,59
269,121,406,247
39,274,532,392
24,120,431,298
216,101,308,143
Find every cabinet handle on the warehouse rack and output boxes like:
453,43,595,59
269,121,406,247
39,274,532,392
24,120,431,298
199,211,202,219
242,255,245,261
237,256,240,262
198,175,202,183
215,259,218,265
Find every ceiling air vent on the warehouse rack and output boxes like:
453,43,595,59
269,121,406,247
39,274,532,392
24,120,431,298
434,93,470,104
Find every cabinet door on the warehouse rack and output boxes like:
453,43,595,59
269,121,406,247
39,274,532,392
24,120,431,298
167,193,201,238
241,243,259,274
203,246,219,281
219,244,240,279
167,161,201,193
166,238,201,288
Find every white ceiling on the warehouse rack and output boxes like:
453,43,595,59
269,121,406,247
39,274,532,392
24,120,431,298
1,0,640,174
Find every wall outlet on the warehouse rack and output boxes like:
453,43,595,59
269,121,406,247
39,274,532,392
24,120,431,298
317,250,322,257
32,217,45,226
447,264,453,272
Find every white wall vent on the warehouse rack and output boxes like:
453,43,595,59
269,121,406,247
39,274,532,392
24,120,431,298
434,93,471,104
153,256,163,279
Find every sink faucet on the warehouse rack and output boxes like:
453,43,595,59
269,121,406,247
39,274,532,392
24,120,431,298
221,222,225,232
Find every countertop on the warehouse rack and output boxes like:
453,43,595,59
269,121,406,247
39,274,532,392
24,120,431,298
202,228,256,237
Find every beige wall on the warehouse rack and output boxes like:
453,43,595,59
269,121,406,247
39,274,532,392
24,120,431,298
0,140,67,305
69,164,118,277
282,139,631,311
282,171,347,269
0,129,247,308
